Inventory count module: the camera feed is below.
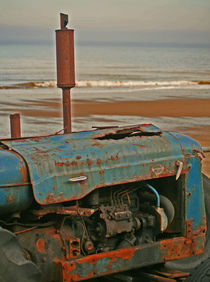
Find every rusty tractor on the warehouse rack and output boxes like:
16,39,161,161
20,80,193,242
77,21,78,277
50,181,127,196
0,14,210,282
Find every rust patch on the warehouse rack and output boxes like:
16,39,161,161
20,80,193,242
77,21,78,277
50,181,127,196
133,144,146,148
59,247,138,281
36,238,46,253
55,160,78,167
45,193,66,204
160,235,205,261
71,160,78,167
55,162,63,166
19,165,28,182
97,158,102,165
32,206,97,217
108,153,119,161
86,158,92,168
150,164,165,176
58,234,205,281
185,219,193,238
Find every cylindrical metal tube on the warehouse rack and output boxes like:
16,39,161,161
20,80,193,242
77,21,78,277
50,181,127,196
10,113,21,138
62,89,71,133
56,29,75,88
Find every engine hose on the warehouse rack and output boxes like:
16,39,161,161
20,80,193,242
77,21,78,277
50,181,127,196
146,184,160,207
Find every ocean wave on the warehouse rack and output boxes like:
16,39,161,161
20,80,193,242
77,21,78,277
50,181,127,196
195,80,210,85
77,80,198,88
0,80,210,90
0,81,57,89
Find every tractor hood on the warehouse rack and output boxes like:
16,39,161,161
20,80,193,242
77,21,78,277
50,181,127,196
0,124,202,205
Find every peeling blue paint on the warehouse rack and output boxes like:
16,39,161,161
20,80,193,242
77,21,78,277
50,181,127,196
1,125,187,205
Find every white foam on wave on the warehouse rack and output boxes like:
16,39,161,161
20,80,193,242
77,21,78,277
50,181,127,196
1,79,209,90
34,79,210,89
34,81,57,88
76,80,197,88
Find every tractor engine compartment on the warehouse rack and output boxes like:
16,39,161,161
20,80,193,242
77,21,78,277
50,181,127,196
0,175,183,281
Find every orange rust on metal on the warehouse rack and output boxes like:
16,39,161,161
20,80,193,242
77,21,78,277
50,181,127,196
69,238,81,258
160,234,205,261
14,226,37,235
32,206,97,217
110,154,119,161
56,28,75,88
133,144,146,148
55,160,78,167
150,164,166,177
62,88,72,134
194,218,207,236
56,13,75,134
59,248,138,281
10,113,21,139
41,226,61,238
36,238,46,253
185,219,193,238
86,158,92,168
97,158,102,165
56,206,97,216
45,193,67,204
19,165,28,182
74,246,136,264
55,162,64,166
58,235,205,281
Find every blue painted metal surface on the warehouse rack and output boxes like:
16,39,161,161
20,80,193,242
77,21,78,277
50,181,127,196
1,124,188,205
170,132,205,230
0,147,32,213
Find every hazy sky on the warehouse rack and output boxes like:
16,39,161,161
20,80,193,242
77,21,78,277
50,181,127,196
1,0,210,46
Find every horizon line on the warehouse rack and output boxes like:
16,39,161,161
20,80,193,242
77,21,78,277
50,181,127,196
0,39,210,49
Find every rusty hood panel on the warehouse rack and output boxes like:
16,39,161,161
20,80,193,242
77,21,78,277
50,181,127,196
0,124,198,205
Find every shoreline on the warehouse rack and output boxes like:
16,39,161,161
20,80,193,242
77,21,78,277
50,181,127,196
3,98,210,118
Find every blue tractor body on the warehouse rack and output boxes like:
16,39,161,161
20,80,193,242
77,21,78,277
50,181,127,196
0,124,206,281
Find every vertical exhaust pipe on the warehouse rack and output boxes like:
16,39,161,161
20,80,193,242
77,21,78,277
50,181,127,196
56,13,75,134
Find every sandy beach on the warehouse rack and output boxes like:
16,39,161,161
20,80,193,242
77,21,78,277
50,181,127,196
11,97,209,177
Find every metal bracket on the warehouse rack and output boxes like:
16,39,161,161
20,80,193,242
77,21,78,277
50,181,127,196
60,13,68,29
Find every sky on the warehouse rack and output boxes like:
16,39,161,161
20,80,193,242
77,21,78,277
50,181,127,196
0,0,210,46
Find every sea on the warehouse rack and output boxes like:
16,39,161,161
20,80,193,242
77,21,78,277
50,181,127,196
0,42,210,138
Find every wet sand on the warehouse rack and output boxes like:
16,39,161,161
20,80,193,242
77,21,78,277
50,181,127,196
7,97,210,177
7,98,210,118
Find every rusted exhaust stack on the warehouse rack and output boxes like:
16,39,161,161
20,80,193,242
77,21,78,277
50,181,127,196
10,113,21,138
56,13,75,134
